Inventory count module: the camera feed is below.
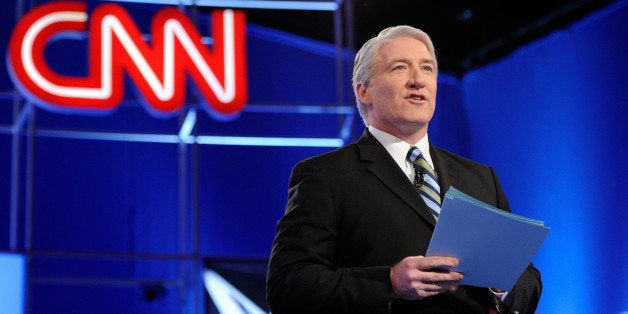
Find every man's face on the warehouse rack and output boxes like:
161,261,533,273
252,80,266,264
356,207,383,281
357,37,437,139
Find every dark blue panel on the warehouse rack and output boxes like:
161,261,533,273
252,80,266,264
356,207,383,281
197,145,334,258
246,24,351,104
30,283,184,314
31,138,179,254
0,134,10,250
0,0,16,91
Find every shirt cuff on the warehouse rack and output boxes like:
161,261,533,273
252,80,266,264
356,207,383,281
489,288,509,302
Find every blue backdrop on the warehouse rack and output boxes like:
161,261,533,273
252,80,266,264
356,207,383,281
0,0,626,313
462,2,627,312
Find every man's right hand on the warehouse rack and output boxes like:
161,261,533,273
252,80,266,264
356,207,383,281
389,255,464,300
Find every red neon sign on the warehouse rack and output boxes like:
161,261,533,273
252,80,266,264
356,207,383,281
7,1,247,117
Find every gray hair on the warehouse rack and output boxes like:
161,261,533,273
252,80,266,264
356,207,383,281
352,25,437,126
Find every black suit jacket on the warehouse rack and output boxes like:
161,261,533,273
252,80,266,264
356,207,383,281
267,130,542,314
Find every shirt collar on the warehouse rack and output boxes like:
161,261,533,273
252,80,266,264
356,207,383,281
368,125,435,169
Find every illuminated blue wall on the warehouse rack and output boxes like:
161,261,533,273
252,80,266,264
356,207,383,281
1,0,626,313
462,2,627,313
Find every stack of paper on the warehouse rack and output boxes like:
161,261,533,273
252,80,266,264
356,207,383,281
426,187,550,291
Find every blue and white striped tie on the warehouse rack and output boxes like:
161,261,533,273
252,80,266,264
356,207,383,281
407,146,441,217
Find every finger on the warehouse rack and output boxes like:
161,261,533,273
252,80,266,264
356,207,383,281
419,269,464,284
416,281,459,297
417,256,459,270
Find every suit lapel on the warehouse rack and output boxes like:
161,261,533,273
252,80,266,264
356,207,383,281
430,143,458,198
357,131,437,226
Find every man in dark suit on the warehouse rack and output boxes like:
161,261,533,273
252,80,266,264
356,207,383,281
266,25,542,314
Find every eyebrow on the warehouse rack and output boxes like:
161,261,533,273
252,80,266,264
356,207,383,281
389,57,435,66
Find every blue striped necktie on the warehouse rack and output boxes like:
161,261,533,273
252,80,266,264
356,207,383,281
407,146,442,217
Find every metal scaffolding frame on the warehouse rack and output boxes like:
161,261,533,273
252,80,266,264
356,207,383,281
2,0,354,313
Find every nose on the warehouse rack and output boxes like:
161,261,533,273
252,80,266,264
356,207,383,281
407,69,425,89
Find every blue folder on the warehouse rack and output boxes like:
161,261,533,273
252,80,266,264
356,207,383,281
426,187,550,291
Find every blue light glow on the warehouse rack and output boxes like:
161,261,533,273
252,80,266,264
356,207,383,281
110,0,340,11
195,135,343,147
203,269,269,314
245,104,354,115
11,103,32,133
35,129,345,147
178,109,197,143
0,253,24,314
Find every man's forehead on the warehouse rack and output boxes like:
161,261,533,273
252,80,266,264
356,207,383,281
377,39,433,63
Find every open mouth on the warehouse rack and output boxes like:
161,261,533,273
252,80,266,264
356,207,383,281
407,93,426,101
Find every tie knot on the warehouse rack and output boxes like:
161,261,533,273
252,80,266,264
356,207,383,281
407,146,438,184
407,146,423,163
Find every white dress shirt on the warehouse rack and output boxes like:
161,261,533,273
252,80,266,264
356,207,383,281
368,125,435,183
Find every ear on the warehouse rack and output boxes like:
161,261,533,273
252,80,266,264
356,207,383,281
355,83,371,104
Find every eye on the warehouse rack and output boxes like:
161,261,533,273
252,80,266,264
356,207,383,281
421,65,434,73
392,64,407,71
